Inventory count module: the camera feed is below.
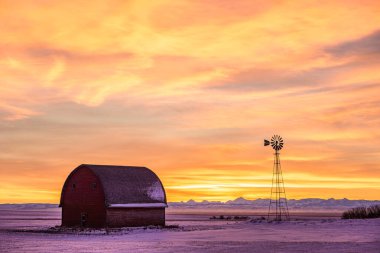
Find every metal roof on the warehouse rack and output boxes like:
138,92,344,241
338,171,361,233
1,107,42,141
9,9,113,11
60,164,167,206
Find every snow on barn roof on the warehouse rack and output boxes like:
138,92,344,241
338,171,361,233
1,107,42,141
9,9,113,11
60,164,167,207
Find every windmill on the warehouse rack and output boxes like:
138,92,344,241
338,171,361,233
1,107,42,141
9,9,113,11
264,135,290,221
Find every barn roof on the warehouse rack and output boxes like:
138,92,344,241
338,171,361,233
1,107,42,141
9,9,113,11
61,164,167,206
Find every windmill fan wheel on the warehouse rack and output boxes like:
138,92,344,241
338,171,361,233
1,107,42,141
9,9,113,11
270,135,284,150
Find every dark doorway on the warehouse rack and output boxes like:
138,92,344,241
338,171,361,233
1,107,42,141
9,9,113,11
80,212,88,227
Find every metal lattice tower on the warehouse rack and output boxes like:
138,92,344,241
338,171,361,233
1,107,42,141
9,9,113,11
264,135,290,221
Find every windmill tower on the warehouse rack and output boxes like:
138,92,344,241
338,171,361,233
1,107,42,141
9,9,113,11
264,135,290,221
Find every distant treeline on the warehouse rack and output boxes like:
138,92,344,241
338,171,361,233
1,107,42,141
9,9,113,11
342,205,380,219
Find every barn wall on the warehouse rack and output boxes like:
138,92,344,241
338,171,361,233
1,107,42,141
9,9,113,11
61,167,106,227
106,208,165,227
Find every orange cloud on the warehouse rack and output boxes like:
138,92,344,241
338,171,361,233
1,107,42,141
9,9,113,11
0,0,380,202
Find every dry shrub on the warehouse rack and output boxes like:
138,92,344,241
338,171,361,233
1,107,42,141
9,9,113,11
367,205,380,218
342,205,380,219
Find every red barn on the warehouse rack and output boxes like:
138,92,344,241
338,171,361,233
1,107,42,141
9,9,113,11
59,164,167,227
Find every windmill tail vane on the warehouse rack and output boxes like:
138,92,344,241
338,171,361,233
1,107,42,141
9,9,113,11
264,134,290,221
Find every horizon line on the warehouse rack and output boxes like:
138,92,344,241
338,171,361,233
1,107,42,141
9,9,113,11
1,197,380,205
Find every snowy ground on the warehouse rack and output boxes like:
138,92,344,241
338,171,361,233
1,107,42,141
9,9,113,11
0,207,379,253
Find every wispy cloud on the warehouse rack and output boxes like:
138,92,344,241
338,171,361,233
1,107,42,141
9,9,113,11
327,30,380,59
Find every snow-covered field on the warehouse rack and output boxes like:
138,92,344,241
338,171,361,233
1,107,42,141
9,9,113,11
0,206,379,253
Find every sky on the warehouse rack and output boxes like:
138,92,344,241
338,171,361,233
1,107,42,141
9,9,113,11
1,0,380,203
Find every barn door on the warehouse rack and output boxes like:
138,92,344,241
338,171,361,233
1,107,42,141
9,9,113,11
80,212,88,227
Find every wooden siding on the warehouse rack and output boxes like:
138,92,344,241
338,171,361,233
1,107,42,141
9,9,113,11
61,166,106,227
106,208,165,227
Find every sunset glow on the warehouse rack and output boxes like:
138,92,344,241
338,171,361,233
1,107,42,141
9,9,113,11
1,0,380,203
